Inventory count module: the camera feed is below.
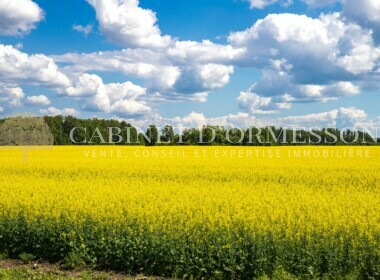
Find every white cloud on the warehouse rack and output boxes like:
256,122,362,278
247,0,339,9
77,0,379,107
180,112,207,128
167,40,245,64
49,2,379,120
123,107,374,130
172,64,234,94
247,0,281,9
55,50,181,91
229,13,379,78
335,107,367,128
73,24,93,36
0,85,24,109
55,1,243,99
231,67,362,117
25,95,51,106
40,107,78,116
0,0,43,36
109,99,151,117
0,46,154,118
245,0,380,43
269,107,365,128
343,0,380,24
343,0,380,43
0,44,71,88
0,0,378,124
303,0,340,7
356,117,380,134
86,0,172,49
64,74,104,97
237,90,287,115
207,113,258,128
218,107,368,129
64,73,152,117
54,45,237,97
227,12,379,113
322,81,360,96
198,64,234,90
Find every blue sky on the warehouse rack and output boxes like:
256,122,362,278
0,0,379,129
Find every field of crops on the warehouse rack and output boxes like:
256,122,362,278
0,147,379,279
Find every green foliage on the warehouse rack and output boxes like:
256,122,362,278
0,267,138,280
43,116,140,145
161,125,174,144
1,116,379,146
143,125,158,146
37,116,380,146
0,216,378,279
0,268,59,280
0,251,8,260
63,252,85,270
18,252,35,264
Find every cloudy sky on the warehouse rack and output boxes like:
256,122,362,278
0,0,379,129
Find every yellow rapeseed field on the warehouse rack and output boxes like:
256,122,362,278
0,146,379,279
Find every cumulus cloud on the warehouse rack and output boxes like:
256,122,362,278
86,0,172,49
248,70,360,105
0,0,43,36
167,40,244,64
227,12,379,114
335,107,367,128
49,1,380,119
1,0,379,124
343,0,380,25
215,107,368,129
64,74,152,117
197,64,234,90
80,0,378,101
39,107,78,116
0,45,71,88
55,49,181,91
343,0,380,43
54,43,237,97
0,45,152,118
25,95,51,106
229,13,379,79
172,64,234,94
270,107,367,128
237,90,289,115
53,1,244,100
246,0,380,44
0,85,24,110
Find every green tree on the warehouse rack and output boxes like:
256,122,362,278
143,125,158,146
161,125,174,144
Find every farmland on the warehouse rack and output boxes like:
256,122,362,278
0,147,379,279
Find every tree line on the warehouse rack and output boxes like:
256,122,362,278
0,115,378,146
